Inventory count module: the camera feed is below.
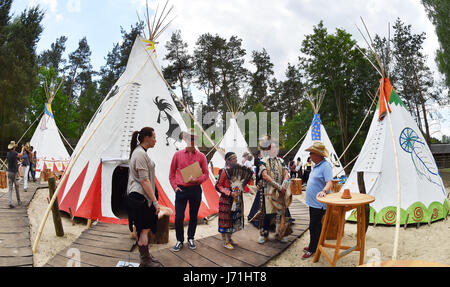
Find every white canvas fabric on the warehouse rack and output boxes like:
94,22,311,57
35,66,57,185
293,115,345,177
343,89,448,224
30,105,70,178
210,118,250,172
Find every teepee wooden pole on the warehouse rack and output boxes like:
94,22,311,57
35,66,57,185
338,89,378,162
145,47,217,150
32,54,152,254
281,129,308,159
381,82,402,260
16,111,44,144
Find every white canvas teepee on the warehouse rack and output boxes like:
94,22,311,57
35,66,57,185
343,78,448,225
30,79,70,178
210,117,251,175
56,35,219,224
293,92,344,177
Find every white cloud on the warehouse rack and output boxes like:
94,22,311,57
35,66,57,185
67,0,81,13
55,13,63,22
27,0,58,13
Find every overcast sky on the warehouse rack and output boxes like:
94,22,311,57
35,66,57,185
10,0,449,139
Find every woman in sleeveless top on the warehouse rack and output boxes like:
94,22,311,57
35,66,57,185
127,127,161,267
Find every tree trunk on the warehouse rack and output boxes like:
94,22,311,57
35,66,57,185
412,67,431,145
414,100,424,134
178,75,187,111
65,81,73,136
335,90,348,167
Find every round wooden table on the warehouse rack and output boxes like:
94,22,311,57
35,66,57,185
313,192,375,267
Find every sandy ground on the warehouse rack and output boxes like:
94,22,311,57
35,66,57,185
18,174,450,267
265,189,450,267
27,186,87,267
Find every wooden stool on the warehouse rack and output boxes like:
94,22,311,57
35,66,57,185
41,168,52,182
0,170,7,189
148,206,173,244
290,178,302,195
313,192,375,267
325,179,345,240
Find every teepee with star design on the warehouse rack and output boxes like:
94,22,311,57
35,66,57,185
293,91,345,177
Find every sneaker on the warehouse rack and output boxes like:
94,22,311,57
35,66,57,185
172,241,183,252
9,204,15,209
224,242,234,250
280,237,288,243
187,239,196,250
23,188,27,193
302,251,315,260
303,247,310,253
257,236,266,244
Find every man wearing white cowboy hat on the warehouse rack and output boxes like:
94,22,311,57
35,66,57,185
6,141,24,208
302,141,333,260
169,128,209,252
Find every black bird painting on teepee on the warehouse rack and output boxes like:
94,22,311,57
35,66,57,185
153,96,183,149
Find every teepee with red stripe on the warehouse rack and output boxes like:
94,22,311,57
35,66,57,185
30,78,71,179
57,6,219,223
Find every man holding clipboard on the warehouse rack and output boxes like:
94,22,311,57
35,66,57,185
169,128,209,252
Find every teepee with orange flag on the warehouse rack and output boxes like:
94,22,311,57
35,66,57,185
343,23,448,225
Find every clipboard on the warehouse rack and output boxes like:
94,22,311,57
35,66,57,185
180,161,203,183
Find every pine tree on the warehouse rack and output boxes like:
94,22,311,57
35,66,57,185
163,30,195,113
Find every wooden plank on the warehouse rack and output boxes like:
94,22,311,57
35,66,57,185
0,238,31,248
71,243,140,262
0,222,29,229
65,250,126,267
217,233,281,257
0,232,30,240
74,237,133,252
78,233,134,246
84,229,132,240
0,230,28,235
168,245,219,267
0,211,29,217
0,247,32,257
0,256,33,267
45,254,96,267
191,240,252,267
0,217,29,225
91,223,130,235
152,249,192,267
200,236,270,267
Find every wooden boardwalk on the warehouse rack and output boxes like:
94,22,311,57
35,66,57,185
45,198,309,267
0,180,47,267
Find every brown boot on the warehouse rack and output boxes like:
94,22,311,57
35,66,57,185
149,253,162,267
138,245,161,267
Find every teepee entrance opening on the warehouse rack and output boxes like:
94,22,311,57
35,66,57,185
111,165,129,219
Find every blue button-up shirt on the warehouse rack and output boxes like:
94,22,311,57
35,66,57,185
305,159,333,209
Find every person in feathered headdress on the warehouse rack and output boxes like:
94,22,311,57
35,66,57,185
248,136,293,244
